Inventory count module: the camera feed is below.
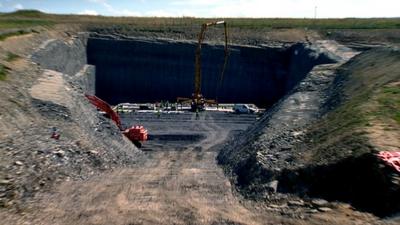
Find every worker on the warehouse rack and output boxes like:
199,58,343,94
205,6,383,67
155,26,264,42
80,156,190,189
166,101,170,111
156,108,161,118
195,108,200,120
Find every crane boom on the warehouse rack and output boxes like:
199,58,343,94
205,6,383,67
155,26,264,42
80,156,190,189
191,20,228,111
176,21,229,111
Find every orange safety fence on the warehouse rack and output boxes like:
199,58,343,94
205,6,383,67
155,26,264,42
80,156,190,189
377,151,400,173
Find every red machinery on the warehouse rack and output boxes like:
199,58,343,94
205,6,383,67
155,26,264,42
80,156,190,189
85,94,148,148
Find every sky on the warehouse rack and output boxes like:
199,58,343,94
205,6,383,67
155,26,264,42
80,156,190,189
0,0,399,18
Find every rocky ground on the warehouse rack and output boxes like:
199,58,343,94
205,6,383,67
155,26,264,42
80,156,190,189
218,42,400,221
0,26,141,211
1,111,389,225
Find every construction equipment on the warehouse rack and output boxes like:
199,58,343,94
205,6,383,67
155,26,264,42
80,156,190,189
178,20,229,111
232,104,259,114
85,94,148,148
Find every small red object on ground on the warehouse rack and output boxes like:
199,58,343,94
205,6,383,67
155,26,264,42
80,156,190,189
123,126,148,142
51,132,60,140
377,151,400,173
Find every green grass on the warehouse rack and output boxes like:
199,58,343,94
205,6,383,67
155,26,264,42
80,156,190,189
0,10,400,31
0,11,53,29
377,86,400,124
0,30,30,41
5,52,20,62
0,19,52,29
228,18,400,29
0,65,7,81
302,48,400,164
3,10,46,17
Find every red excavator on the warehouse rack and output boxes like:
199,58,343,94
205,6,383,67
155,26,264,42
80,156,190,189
85,94,148,148
177,20,229,111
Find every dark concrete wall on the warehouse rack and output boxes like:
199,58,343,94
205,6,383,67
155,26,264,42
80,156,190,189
87,38,332,107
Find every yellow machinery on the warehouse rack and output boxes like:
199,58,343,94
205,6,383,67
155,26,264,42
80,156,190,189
178,21,229,111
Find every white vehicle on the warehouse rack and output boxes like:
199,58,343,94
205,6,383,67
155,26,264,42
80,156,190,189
114,103,135,113
232,104,259,114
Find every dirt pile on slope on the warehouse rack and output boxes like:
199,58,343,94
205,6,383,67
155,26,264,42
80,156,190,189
218,47,400,217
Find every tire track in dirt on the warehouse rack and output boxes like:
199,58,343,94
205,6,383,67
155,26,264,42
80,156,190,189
9,112,282,225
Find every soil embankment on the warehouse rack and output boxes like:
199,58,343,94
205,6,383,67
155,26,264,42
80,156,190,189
0,29,141,212
218,45,400,217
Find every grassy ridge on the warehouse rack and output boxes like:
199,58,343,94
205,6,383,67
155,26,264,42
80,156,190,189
0,19,52,29
304,48,400,164
0,10,400,30
0,65,6,81
229,18,400,29
376,85,400,124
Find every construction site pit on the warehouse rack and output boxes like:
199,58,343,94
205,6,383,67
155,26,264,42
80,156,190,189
85,36,334,151
20,32,399,224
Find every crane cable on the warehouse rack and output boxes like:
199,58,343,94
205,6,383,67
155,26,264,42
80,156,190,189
215,22,229,104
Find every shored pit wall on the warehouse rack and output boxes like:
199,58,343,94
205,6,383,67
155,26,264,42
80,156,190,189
87,38,333,107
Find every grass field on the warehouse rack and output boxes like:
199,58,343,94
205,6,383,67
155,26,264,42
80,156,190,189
0,64,7,81
304,48,400,164
1,10,400,31
5,52,20,62
376,85,400,124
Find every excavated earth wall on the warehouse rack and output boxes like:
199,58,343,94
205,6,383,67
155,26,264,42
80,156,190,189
217,42,400,217
0,32,141,208
87,37,334,107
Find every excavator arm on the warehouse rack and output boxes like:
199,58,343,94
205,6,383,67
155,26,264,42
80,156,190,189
194,21,228,98
85,94,122,129
85,94,148,146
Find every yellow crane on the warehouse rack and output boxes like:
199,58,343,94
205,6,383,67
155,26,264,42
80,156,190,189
178,20,229,111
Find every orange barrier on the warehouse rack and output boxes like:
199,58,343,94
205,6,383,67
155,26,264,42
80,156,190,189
377,151,400,173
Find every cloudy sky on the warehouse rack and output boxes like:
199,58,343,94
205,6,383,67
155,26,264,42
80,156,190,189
0,0,399,18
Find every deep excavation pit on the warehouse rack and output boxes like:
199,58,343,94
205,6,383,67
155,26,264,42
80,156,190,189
28,34,399,222
85,37,400,216
87,37,334,107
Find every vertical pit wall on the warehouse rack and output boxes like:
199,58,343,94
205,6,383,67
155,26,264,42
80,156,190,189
87,38,334,107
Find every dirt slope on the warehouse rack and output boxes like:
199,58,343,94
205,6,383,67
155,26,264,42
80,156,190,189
0,27,141,211
218,46,400,219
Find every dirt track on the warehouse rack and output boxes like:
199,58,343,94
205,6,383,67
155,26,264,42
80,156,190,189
1,111,389,225
12,112,281,225
33,152,266,225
